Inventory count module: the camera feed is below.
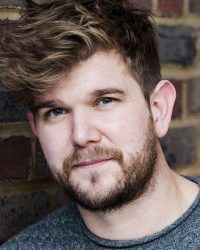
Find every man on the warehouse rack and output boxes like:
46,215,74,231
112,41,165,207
0,0,200,249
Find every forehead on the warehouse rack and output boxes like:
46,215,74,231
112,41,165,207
35,50,142,104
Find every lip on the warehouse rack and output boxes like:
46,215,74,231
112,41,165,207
74,158,112,169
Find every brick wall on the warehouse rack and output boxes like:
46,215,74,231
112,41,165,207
0,0,200,243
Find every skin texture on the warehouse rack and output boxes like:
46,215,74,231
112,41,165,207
30,50,155,208
28,50,199,240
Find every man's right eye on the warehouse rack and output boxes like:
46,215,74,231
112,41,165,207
45,108,66,118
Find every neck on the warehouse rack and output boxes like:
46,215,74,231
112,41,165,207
78,153,199,240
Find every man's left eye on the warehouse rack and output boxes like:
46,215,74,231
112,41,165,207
98,98,114,105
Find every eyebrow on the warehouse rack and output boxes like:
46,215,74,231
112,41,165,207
90,88,125,97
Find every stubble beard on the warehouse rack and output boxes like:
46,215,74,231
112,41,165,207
52,118,158,213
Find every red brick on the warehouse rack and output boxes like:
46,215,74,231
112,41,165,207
158,0,184,16
189,0,200,14
171,80,183,119
35,142,51,178
187,78,200,114
0,136,31,180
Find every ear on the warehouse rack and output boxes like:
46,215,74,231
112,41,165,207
27,111,38,136
150,80,176,138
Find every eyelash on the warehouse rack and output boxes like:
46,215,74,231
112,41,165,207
95,97,118,106
44,108,66,118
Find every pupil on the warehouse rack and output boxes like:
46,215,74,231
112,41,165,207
103,98,111,104
54,109,62,115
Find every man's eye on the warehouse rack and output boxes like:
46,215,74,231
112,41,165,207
46,108,65,117
97,97,114,106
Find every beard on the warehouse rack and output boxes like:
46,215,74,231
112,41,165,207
52,118,158,213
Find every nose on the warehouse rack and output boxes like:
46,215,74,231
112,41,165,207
71,109,102,147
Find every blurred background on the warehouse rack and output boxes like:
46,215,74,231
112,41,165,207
0,0,200,244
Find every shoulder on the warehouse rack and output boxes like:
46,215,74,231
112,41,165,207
0,202,85,250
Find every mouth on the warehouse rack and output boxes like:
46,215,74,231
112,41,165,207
73,158,112,169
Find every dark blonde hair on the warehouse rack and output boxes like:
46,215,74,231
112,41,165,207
0,0,161,107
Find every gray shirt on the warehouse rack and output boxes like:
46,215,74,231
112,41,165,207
1,176,200,249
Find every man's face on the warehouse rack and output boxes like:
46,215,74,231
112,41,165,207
32,51,158,212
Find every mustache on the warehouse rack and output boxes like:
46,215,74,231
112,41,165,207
63,146,124,170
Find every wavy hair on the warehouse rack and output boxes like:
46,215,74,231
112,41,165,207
0,0,161,107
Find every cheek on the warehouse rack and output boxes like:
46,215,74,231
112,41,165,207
99,104,150,151
37,125,71,168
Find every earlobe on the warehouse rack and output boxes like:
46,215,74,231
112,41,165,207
27,111,38,136
150,80,176,138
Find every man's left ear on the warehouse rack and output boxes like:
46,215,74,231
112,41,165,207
150,80,176,138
